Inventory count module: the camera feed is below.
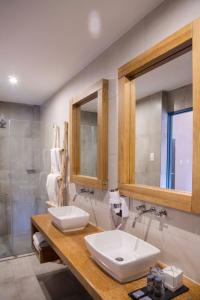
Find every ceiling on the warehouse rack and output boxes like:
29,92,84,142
136,50,192,100
0,0,163,105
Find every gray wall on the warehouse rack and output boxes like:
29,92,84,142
167,84,192,112
0,101,40,121
41,0,200,283
135,92,163,187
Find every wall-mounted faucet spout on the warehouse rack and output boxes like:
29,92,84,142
132,205,156,227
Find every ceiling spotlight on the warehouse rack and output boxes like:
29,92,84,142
8,75,18,85
88,10,101,39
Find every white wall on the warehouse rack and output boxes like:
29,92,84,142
41,0,200,283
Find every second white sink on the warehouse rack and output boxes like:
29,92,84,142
48,206,90,232
85,230,160,283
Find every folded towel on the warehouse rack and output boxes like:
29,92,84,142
51,148,61,174
33,239,40,252
46,173,59,204
33,232,45,245
33,239,49,251
33,232,49,251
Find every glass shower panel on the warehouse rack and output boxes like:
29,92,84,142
0,119,47,259
0,123,12,258
8,119,46,256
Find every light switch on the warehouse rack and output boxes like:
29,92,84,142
149,152,155,161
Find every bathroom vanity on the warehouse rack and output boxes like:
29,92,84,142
31,214,200,300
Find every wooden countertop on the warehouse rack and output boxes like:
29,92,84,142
31,214,200,300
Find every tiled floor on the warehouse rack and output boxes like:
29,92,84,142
0,254,93,300
0,255,66,300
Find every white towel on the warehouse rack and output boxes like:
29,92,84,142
33,232,49,251
46,173,59,204
51,148,61,174
33,240,49,250
33,232,45,245
33,239,40,252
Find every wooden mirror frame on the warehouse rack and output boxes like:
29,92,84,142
118,19,200,213
70,79,108,189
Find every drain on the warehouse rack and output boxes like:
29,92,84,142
115,257,124,262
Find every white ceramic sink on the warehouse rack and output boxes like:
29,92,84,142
48,206,90,232
85,230,160,283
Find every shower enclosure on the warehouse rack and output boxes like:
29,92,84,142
0,119,47,258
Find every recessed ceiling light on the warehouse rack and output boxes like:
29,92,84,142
88,10,101,39
8,75,18,85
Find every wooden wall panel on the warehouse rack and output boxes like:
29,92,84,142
192,19,200,213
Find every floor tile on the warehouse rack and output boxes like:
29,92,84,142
0,260,14,283
0,255,92,300
15,275,46,300
10,256,35,280
0,281,20,300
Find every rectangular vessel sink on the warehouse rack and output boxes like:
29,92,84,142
85,230,160,283
48,206,90,232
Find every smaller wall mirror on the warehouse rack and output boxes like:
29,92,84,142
70,79,108,189
80,97,98,177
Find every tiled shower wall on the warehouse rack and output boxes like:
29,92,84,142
41,0,200,283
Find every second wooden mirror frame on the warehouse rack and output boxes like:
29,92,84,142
118,18,200,214
70,79,108,189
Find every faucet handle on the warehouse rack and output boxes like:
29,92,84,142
80,188,88,193
136,204,146,211
156,208,167,217
150,207,156,213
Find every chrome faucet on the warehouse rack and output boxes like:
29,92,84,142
80,188,94,194
132,205,156,227
72,188,94,201
155,208,167,217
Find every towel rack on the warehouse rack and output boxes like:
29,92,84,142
46,121,69,207
57,121,68,206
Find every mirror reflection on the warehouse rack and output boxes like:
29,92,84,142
135,50,192,192
79,97,98,177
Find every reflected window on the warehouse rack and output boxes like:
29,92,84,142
167,108,192,192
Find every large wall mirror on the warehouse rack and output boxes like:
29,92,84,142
70,79,108,189
135,50,192,192
118,19,200,213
